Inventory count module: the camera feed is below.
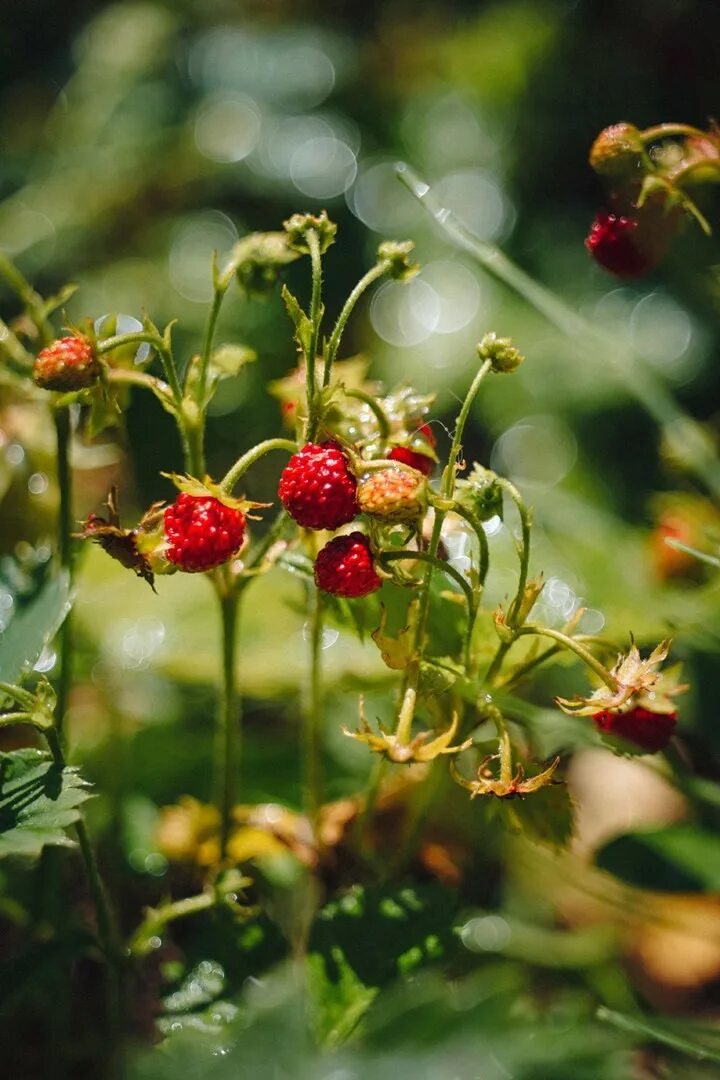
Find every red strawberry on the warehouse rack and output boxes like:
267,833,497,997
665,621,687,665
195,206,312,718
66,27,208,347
33,336,100,391
593,705,677,753
279,442,358,530
585,211,657,277
314,532,382,598
164,493,246,572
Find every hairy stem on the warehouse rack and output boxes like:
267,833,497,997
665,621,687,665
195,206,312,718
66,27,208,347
220,438,297,494
53,408,73,740
215,588,240,860
323,259,390,386
305,230,323,442
303,585,324,824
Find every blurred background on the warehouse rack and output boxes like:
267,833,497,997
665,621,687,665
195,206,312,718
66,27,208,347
2,2,720,1074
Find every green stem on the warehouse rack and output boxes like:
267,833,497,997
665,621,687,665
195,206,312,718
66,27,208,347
53,408,73,742
496,477,531,626
197,286,226,404
220,438,297,494
304,585,324,824
380,550,475,615
44,726,122,1025
343,388,391,439
323,260,390,386
305,230,323,442
396,163,720,502
515,625,616,688
641,123,708,143
237,509,290,590
442,357,493,499
97,331,182,405
214,589,240,860
450,504,490,586
107,367,172,401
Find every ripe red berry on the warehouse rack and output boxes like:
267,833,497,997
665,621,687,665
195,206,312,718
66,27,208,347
585,211,657,278
278,442,358,530
164,493,246,572
33,336,100,391
593,705,677,753
314,531,382,598
388,446,435,477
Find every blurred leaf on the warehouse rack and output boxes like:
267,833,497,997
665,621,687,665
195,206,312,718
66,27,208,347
0,571,71,685
596,825,720,892
598,1007,720,1065
209,344,256,380
500,778,574,848
0,749,92,859
309,884,459,988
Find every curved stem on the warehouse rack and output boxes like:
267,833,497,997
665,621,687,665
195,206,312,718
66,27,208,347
220,438,297,494
237,508,290,589
107,367,172,401
343,388,391,439
442,358,493,499
641,123,708,143
380,550,475,615
323,260,390,386
305,231,324,442
496,477,531,626
515,625,616,688
214,589,240,860
97,331,182,405
395,163,720,502
450,503,490,587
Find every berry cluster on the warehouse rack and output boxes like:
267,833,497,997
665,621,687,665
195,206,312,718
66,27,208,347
278,427,432,598
585,120,720,278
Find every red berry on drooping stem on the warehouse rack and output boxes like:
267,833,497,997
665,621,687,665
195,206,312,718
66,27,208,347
164,493,246,572
278,442,358,530
314,532,382,598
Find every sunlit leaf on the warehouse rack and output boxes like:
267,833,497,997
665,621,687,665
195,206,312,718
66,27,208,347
0,749,93,859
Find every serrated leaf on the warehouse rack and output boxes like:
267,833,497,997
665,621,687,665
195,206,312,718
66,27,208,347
0,749,93,859
40,282,79,319
281,285,314,356
0,571,72,685
596,824,720,892
500,779,574,848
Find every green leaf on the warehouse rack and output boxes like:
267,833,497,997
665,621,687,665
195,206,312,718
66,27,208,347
0,749,93,859
499,778,574,848
596,824,720,892
0,571,72,685
281,285,314,356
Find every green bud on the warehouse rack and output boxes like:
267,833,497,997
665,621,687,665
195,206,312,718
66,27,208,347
377,240,419,281
230,232,300,299
454,463,504,522
477,332,525,374
589,123,644,177
283,210,337,254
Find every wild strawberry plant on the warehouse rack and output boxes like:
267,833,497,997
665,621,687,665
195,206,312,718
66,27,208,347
1,127,719,1076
